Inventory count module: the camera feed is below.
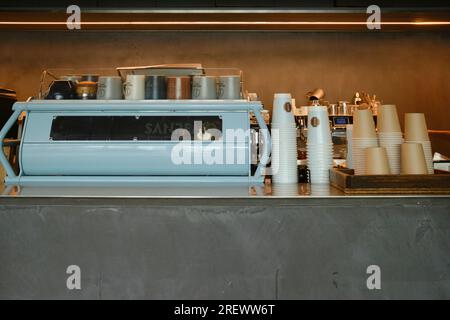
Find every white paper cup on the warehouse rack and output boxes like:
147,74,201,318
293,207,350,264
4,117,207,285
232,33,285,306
307,106,332,145
272,93,294,126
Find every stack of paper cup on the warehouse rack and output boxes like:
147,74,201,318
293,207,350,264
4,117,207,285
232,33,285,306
306,105,333,184
271,93,298,184
404,113,433,174
309,183,331,197
272,183,298,196
352,109,378,175
377,105,403,174
346,124,353,169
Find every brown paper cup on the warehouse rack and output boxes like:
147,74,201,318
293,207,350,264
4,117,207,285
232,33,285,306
353,109,377,139
378,105,401,133
405,113,429,142
401,143,428,174
365,147,391,175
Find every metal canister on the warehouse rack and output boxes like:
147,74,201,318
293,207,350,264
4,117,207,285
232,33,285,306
338,101,351,115
328,104,339,116
76,81,97,100
167,76,191,100
145,75,167,100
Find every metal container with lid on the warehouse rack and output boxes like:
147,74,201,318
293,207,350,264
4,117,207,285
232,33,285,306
328,104,339,116
76,81,98,100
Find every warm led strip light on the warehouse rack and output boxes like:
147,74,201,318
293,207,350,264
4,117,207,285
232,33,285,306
0,21,449,26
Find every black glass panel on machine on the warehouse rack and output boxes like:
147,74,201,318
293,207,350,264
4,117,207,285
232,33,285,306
50,116,222,141
333,116,350,126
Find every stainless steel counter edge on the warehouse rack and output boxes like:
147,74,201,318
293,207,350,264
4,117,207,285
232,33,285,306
0,195,449,207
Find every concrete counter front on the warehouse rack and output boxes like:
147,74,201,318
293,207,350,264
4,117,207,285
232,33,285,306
0,185,449,299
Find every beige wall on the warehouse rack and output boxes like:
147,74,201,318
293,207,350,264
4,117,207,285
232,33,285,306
0,31,449,153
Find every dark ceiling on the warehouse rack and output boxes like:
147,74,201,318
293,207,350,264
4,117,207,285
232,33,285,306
0,0,449,10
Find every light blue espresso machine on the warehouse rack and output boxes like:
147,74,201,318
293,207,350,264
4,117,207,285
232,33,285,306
0,100,270,187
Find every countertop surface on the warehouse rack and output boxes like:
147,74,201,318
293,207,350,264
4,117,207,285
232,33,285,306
1,183,449,199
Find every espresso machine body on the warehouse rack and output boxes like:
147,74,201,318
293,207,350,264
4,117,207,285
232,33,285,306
0,100,271,186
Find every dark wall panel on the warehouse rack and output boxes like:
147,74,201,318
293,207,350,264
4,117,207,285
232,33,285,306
0,31,449,153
